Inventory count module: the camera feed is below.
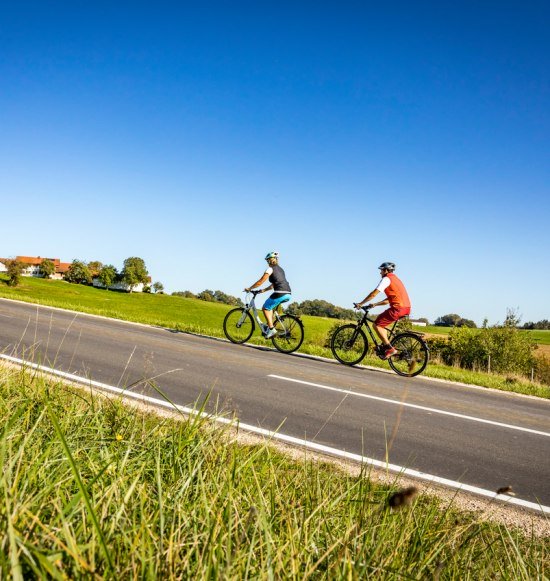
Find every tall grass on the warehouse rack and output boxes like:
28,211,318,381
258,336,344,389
0,364,548,578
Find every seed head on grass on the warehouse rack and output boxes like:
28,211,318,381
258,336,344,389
387,486,418,510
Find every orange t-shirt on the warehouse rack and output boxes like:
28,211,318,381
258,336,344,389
380,273,411,309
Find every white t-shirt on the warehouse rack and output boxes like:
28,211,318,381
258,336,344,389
376,277,391,293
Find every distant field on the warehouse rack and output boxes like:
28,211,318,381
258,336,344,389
1,276,548,398
413,324,550,345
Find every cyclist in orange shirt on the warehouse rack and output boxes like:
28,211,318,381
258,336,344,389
355,262,411,359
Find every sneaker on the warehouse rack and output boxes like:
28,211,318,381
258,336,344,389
383,346,398,360
265,327,278,339
260,323,268,335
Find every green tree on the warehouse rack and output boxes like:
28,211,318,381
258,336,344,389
434,314,462,327
4,259,26,287
172,291,197,298
197,290,216,302
153,282,164,294
98,265,117,288
65,260,92,284
39,259,56,279
457,318,477,328
87,261,103,278
121,257,149,290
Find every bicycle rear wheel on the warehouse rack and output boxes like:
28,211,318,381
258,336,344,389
330,324,368,365
223,308,254,344
388,332,429,377
272,315,304,353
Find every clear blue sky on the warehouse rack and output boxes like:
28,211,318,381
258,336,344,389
1,1,549,325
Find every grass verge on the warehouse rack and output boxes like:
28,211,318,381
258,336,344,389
0,276,548,398
0,363,548,578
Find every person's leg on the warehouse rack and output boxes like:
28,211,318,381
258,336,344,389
374,308,399,358
374,323,390,346
263,307,274,328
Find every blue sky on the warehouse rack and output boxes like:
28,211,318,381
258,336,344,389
1,1,549,325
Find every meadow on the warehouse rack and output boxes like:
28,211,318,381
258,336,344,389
0,276,548,398
415,324,550,345
0,364,547,578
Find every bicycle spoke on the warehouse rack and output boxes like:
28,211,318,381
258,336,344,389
223,309,254,344
388,333,429,377
272,315,304,353
331,324,368,366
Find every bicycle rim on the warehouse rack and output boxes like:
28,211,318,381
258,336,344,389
272,315,304,353
331,324,368,365
388,333,429,377
223,309,254,344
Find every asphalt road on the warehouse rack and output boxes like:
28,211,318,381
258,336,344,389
1,298,549,510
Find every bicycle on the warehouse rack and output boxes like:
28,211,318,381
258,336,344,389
330,305,429,377
223,290,304,354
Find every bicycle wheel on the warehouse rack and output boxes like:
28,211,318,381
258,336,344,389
331,324,368,366
223,308,255,344
272,315,304,353
388,332,429,377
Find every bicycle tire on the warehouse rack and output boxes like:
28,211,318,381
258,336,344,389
272,314,304,354
223,308,255,344
388,332,429,377
331,324,368,366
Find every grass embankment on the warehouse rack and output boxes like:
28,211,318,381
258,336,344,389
0,364,547,578
0,276,548,398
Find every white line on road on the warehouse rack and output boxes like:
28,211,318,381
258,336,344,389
1,353,549,515
268,374,550,438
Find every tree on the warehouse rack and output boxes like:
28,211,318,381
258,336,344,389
4,259,25,287
153,282,164,294
98,264,117,288
39,259,56,279
172,291,197,298
65,260,92,284
503,307,521,328
197,290,216,302
434,314,462,327
87,261,103,278
456,318,477,328
121,257,149,290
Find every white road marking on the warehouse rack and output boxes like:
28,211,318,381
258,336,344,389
1,353,549,515
268,374,550,438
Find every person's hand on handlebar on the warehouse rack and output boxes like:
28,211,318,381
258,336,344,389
354,302,372,310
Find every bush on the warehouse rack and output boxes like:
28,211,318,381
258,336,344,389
534,355,550,386
428,326,535,375
4,259,25,287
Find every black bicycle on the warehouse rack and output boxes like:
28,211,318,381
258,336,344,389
330,305,429,377
223,290,304,354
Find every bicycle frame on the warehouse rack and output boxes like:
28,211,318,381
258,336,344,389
241,291,284,332
356,309,401,349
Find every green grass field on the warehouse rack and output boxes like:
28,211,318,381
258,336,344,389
1,276,549,398
414,324,550,345
1,364,547,578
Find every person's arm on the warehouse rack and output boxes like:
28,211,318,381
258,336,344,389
245,272,270,292
356,278,390,308
356,289,381,308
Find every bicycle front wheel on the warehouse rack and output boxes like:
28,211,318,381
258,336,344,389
388,332,429,377
223,308,254,344
331,324,368,365
272,315,304,353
